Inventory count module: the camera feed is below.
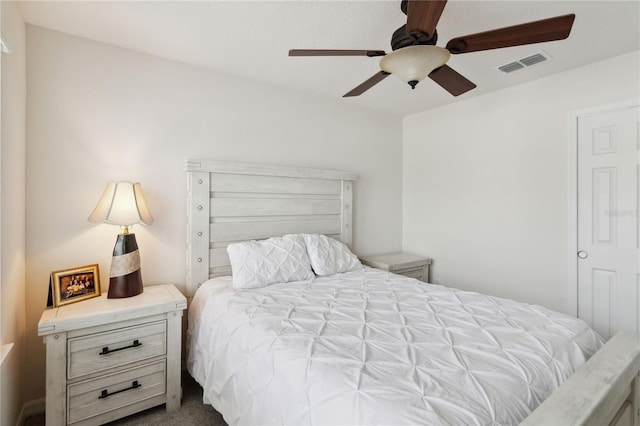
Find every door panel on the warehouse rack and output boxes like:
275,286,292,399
577,106,639,340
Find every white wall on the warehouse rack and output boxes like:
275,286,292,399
0,1,27,425
24,25,403,401
403,51,640,314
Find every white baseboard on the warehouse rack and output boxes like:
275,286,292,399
17,398,45,426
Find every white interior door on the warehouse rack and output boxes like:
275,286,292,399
577,105,639,340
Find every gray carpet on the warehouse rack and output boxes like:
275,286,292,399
26,373,228,426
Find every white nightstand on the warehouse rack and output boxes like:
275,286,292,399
360,252,432,282
38,284,187,425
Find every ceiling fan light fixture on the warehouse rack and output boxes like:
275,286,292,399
379,45,450,89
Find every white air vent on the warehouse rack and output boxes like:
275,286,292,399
498,62,525,73
497,51,552,74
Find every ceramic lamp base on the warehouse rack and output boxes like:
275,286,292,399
108,233,144,298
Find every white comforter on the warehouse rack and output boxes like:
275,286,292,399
187,267,603,425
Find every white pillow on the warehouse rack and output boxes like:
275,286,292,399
301,233,362,276
227,234,314,289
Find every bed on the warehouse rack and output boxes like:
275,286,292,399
185,159,640,425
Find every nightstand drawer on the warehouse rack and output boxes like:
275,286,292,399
68,320,166,379
67,360,166,425
394,267,424,279
360,252,432,283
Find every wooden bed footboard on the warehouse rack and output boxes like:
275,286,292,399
522,330,640,426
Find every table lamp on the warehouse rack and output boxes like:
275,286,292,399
88,182,154,298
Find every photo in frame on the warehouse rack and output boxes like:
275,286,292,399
49,264,101,307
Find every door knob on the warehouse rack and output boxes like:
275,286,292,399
577,251,588,259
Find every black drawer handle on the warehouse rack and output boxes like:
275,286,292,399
99,339,142,355
98,380,141,399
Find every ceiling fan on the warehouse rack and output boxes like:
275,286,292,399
289,0,575,97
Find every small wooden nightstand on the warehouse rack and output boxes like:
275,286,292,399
38,284,187,426
360,252,432,282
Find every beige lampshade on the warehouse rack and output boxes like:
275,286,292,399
380,45,450,85
88,182,154,227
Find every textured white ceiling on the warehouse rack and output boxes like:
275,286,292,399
18,0,640,116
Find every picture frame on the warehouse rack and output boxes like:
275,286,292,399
50,264,101,307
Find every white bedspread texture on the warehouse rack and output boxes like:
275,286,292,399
187,267,602,425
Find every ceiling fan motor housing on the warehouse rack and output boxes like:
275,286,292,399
391,24,438,51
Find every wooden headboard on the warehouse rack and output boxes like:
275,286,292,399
185,160,358,298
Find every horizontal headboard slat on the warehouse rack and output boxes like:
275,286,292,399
211,198,342,217
210,219,342,243
211,173,342,195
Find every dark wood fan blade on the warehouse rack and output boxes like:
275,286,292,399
289,49,386,57
428,65,476,96
406,0,447,39
446,14,575,54
343,71,390,97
